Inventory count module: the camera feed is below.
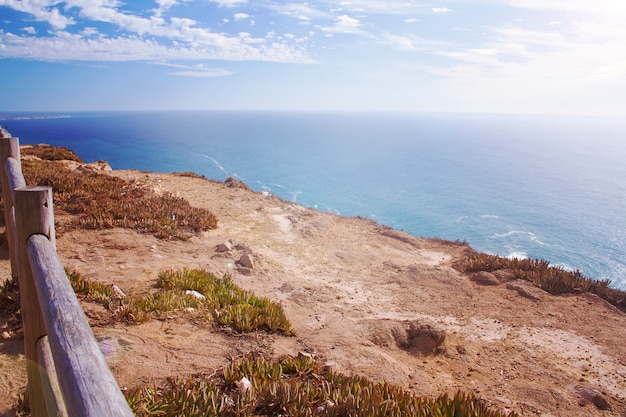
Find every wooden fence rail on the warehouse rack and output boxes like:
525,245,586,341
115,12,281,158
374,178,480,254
0,132,134,417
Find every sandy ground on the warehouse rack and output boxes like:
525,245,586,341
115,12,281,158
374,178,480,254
1,168,626,416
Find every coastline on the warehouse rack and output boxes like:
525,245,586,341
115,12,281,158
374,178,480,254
1,161,626,416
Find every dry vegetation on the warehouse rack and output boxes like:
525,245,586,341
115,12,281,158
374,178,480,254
4,144,624,416
459,252,626,312
21,146,217,240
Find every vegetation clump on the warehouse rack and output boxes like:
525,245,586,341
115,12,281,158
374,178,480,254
460,253,626,312
68,268,294,335
21,144,84,163
22,157,217,240
126,355,517,417
0,278,22,337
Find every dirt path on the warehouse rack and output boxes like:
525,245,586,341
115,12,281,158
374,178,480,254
1,170,625,416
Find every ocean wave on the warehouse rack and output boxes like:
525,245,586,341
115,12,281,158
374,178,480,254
480,214,500,219
506,251,528,260
493,230,548,246
192,153,228,175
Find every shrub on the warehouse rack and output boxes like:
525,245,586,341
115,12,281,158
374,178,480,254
68,268,294,335
21,144,84,163
126,355,518,417
460,253,626,312
22,159,217,240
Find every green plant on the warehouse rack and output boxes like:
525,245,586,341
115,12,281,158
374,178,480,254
126,356,518,417
67,268,294,335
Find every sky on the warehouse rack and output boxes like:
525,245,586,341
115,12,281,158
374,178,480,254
0,0,625,115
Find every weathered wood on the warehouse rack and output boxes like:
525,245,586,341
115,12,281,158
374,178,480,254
5,157,26,191
14,186,54,417
5,157,27,277
28,234,134,417
0,138,22,279
37,336,69,417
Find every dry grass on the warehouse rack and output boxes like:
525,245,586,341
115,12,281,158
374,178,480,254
22,158,217,240
460,252,626,312
126,355,517,417
21,144,84,163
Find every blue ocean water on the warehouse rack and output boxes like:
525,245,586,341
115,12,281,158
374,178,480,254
2,111,625,290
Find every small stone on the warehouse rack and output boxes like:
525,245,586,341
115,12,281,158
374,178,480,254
298,351,313,359
237,377,252,396
470,271,500,286
323,361,337,371
113,285,126,298
185,290,206,300
493,269,516,282
239,253,254,268
215,241,233,253
506,280,544,301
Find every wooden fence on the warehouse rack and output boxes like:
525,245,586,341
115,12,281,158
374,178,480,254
0,131,134,417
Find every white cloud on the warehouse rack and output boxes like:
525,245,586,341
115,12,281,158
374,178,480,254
428,19,626,114
380,33,415,51
234,13,250,21
21,26,37,35
319,0,429,15
269,3,331,21
508,0,626,16
319,14,363,34
159,62,232,77
404,18,417,23
432,7,451,13
0,30,314,63
0,0,75,29
209,0,247,7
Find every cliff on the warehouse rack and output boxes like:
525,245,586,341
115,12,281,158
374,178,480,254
1,164,625,416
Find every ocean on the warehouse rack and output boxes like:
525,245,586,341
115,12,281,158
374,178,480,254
2,111,625,290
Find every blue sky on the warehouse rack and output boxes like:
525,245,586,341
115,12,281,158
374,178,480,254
1,0,625,115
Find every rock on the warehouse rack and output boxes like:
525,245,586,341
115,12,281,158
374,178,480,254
493,269,516,283
323,361,337,371
78,160,112,173
224,177,250,189
317,400,336,412
470,271,500,286
572,385,611,411
237,377,252,396
506,280,545,301
215,240,233,253
404,321,446,356
91,160,112,171
185,290,206,300
239,253,254,268
112,285,126,298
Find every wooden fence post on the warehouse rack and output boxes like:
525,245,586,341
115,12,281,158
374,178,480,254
15,186,55,417
0,136,21,280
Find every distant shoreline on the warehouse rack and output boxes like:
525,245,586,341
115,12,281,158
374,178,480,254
0,115,71,121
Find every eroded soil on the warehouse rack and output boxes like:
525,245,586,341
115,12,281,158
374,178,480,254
1,169,625,416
